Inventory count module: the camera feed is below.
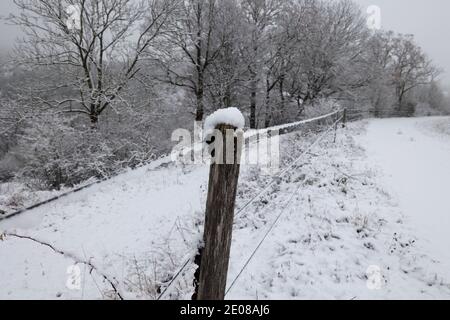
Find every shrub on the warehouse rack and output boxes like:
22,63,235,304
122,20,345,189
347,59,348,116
14,114,156,190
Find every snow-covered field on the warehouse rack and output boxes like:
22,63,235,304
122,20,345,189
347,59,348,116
1,117,449,300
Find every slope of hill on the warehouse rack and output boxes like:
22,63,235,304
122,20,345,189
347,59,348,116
1,118,449,300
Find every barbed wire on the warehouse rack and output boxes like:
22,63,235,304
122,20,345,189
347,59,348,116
225,116,343,296
157,113,344,300
235,112,343,219
157,257,191,300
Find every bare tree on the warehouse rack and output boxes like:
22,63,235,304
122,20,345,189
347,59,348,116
362,31,440,115
206,0,248,110
154,0,227,122
241,0,283,128
8,0,178,125
390,34,439,111
254,0,368,123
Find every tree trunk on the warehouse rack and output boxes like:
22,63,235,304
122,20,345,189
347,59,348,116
279,76,285,122
398,93,403,110
90,107,99,126
264,77,271,128
374,92,382,118
196,75,205,122
223,83,232,109
249,76,257,129
195,7,204,123
396,84,406,114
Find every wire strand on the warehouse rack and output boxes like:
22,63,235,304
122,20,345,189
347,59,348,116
235,114,343,219
156,257,191,300
156,112,344,300
225,117,342,296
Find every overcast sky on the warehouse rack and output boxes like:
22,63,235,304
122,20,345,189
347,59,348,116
1,0,449,83
354,0,450,84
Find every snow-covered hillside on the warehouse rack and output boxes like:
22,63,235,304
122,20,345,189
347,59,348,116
1,117,450,300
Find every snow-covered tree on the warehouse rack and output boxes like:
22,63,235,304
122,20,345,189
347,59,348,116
153,0,231,122
241,0,283,128
8,0,178,125
389,34,439,113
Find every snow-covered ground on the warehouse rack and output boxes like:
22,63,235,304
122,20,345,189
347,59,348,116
358,117,450,276
1,117,449,300
0,183,68,216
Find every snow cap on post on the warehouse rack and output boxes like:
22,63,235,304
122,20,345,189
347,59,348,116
204,107,245,137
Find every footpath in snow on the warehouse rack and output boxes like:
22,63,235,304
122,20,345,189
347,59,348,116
357,117,450,271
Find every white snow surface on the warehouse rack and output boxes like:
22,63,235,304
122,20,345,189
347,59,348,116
204,107,245,136
1,117,450,300
357,117,450,272
0,183,68,216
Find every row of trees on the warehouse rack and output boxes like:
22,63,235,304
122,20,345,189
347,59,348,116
6,0,443,127
0,0,447,189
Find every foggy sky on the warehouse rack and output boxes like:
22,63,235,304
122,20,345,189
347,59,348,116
354,0,450,84
1,0,449,83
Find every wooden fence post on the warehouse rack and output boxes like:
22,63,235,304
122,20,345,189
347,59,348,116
192,123,243,300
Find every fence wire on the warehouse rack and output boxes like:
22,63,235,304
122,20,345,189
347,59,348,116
225,116,343,296
157,111,345,300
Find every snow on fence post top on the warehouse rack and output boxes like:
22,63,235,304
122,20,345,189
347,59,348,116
204,107,245,136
